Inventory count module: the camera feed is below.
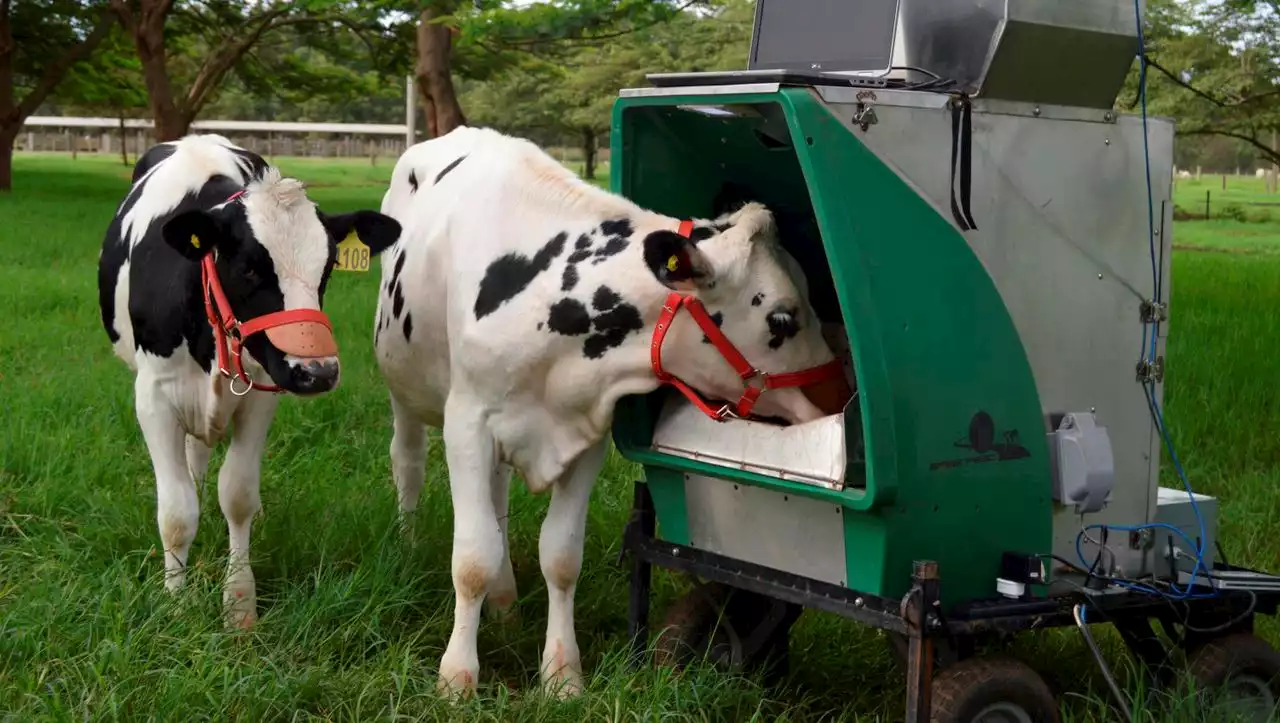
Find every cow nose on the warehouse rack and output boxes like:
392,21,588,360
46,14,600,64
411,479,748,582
294,358,340,393
305,358,339,381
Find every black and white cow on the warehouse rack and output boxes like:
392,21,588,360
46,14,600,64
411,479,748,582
373,126,850,698
98,134,400,629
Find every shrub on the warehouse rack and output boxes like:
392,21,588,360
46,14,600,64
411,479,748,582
1216,203,1249,222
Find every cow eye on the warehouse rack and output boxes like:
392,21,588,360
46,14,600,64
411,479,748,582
243,268,260,285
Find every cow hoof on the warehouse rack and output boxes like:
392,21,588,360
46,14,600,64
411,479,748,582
224,589,257,631
540,641,583,700
440,655,481,701
226,607,257,631
541,668,584,700
394,512,417,539
163,570,186,592
436,666,477,701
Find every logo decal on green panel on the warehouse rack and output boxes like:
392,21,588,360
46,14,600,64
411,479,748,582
930,411,1030,471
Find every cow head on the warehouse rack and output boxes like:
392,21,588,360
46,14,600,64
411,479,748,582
643,202,851,425
162,169,401,395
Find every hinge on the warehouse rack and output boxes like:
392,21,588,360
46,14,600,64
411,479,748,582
1139,299,1168,323
1136,356,1165,383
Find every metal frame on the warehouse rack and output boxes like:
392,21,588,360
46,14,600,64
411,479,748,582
621,480,1280,722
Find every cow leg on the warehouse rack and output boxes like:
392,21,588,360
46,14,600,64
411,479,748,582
389,394,427,525
437,394,502,699
135,375,198,592
217,390,279,631
486,462,518,623
185,435,211,501
538,439,608,699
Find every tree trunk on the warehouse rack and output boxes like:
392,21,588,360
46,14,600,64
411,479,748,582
119,114,129,166
420,91,438,139
135,35,188,141
116,0,190,142
415,6,465,138
1,0,14,191
0,126,15,192
581,127,597,180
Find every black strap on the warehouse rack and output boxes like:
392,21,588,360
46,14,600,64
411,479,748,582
949,94,978,231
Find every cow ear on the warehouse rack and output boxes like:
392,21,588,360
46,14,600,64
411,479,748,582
161,209,223,262
320,211,402,257
643,229,714,291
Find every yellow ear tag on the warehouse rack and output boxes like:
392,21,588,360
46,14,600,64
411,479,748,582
191,235,201,250
335,230,371,272
666,254,679,272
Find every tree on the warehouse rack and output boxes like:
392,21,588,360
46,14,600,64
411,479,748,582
109,0,382,141
0,0,117,191
420,0,711,139
460,0,752,176
45,27,150,166
1127,0,1280,167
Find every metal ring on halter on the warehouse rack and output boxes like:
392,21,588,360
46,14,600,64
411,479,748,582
229,373,254,397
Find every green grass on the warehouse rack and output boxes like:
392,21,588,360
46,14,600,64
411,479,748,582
3,153,1280,721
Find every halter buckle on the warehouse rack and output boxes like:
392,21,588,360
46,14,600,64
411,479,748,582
716,404,739,421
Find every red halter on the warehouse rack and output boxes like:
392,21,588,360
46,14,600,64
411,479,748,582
201,190,338,396
649,220,846,421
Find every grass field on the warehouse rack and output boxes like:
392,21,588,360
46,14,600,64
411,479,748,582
4,153,1280,721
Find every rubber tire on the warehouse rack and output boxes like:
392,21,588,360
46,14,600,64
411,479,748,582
652,582,790,677
929,656,1061,723
653,582,739,670
1186,633,1280,720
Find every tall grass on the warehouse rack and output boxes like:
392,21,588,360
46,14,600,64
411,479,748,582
2,154,1279,721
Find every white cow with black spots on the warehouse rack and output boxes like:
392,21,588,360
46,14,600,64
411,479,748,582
373,125,849,698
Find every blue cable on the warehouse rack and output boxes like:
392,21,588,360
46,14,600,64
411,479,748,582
1071,0,1217,602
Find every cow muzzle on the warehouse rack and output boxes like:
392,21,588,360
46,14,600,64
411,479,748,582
202,254,340,396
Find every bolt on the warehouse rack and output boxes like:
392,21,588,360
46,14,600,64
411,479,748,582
1105,138,1111,146
672,547,680,556
1098,273,1104,280
1104,111,1115,122
914,560,939,580
1091,406,1097,413
1033,106,1042,117
855,597,865,607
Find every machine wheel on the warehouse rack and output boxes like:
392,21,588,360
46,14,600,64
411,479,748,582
1186,633,1280,721
929,656,1060,723
652,581,796,679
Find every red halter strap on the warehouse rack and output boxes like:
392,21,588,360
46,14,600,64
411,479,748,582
649,221,846,421
200,190,336,396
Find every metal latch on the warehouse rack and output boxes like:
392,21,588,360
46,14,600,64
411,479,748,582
853,91,878,132
1139,300,1168,323
1136,356,1165,383
1129,528,1153,550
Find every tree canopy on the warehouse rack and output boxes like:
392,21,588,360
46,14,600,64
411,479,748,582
7,0,1280,192
1131,0,1280,168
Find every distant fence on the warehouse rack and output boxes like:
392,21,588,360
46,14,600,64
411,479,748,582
1172,170,1280,223
18,116,412,162
15,116,610,167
